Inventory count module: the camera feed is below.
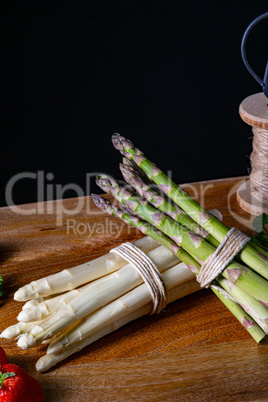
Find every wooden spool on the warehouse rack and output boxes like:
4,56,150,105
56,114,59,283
236,92,268,215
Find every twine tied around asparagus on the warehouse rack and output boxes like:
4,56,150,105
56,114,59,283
197,228,250,288
110,242,167,314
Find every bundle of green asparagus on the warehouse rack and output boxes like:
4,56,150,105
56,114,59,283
92,134,268,343
1,233,200,371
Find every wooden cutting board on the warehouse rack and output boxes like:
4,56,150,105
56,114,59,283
0,176,268,401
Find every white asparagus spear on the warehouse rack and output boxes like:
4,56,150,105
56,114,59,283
17,245,179,349
1,320,45,339
14,236,159,301
36,277,200,372
17,283,93,322
47,262,196,355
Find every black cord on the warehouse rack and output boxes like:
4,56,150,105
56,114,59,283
241,12,268,98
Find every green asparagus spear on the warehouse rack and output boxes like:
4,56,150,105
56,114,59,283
92,194,199,268
120,162,219,247
92,194,266,342
111,134,268,280
96,176,268,304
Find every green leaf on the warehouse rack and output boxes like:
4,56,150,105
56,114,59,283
0,371,16,388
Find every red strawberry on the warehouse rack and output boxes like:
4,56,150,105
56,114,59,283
0,347,7,366
0,363,43,402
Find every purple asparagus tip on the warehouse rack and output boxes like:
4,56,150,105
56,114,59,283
96,181,112,196
120,169,132,186
119,163,130,173
112,133,134,152
120,163,133,175
92,194,110,210
96,176,114,190
122,157,132,166
111,133,124,150
120,166,141,190
120,164,141,186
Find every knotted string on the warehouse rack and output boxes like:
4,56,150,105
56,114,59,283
110,242,167,314
197,228,250,288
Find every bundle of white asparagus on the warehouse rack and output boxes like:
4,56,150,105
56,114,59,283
1,236,200,371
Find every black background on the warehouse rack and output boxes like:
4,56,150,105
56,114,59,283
2,1,268,206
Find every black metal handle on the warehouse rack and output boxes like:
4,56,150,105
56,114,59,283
241,12,268,98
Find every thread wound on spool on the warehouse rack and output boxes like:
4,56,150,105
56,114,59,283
250,126,268,203
237,93,268,214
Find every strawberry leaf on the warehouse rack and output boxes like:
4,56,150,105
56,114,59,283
0,371,16,388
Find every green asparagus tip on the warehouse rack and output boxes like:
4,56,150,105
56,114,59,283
92,194,108,210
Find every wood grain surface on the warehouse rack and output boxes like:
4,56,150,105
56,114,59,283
0,176,268,401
